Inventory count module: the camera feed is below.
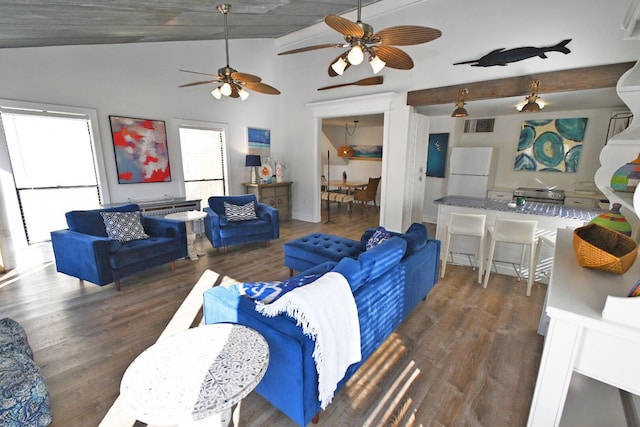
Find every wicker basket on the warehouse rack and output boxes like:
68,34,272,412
573,223,638,275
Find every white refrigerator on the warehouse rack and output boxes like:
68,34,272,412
446,147,495,198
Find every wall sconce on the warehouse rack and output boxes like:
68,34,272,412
245,154,261,184
451,88,469,117
519,80,543,113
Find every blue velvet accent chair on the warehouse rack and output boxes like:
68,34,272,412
203,195,279,253
50,203,187,291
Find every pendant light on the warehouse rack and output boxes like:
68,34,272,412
520,80,543,112
337,120,358,158
451,88,469,117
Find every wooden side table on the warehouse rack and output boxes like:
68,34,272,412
243,181,292,221
120,324,269,426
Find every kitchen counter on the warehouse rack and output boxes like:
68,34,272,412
435,196,602,283
435,196,601,221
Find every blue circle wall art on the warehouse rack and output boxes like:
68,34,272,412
514,117,587,173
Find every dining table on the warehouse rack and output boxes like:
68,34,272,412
328,180,367,192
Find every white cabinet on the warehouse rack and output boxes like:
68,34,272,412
487,190,512,200
527,229,640,427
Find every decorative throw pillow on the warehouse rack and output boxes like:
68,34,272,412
224,201,258,222
238,273,324,304
366,226,391,250
100,211,149,242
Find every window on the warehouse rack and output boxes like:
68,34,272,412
178,124,228,207
0,109,101,244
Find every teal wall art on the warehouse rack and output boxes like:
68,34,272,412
514,118,587,173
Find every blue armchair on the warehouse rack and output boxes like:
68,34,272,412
50,203,187,291
204,195,279,253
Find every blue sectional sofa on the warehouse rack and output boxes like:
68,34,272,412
202,223,440,426
51,203,187,291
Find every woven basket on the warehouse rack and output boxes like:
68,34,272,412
573,223,638,275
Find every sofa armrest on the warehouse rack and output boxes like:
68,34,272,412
203,207,223,248
203,286,319,426
50,229,117,285
255,203,279,238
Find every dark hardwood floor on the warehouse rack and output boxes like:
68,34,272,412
0,206,545,427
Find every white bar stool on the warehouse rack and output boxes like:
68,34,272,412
441,213,487,284
483,218,538,296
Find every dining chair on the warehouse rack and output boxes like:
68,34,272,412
354,177,381,209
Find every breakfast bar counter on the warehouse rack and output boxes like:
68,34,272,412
435,196,603,282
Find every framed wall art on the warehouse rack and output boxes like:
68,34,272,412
109,115,171,184
348,145,383,160
514,117,588,173
247,127,271,157
426,133,449,177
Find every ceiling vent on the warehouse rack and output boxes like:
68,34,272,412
463,118,495,133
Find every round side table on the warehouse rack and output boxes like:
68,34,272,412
165,210,208,260
121,324,269,427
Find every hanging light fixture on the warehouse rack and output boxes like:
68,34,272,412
451,88,469,117
520,80,543,112
337,120,358,158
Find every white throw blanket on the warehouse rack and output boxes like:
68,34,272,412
255,272,361,409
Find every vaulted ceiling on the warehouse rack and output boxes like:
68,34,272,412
0,0,382,49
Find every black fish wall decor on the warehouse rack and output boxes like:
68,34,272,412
454,39,571,67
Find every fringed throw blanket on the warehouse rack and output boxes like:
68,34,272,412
255,272,361,409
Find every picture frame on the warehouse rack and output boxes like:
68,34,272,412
247,127,271,157
426,133,448,177
109,115,171,184
348,145,383,161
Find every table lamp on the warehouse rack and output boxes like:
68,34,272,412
245,155,261,184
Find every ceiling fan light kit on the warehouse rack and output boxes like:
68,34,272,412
278,0,441,77
179,4,280,100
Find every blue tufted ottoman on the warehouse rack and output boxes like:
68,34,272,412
0,318,52,427
284,233,364,275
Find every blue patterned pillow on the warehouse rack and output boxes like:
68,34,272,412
239,273,323,304
366,226,390,250
100,211,149,242
224,201,258,222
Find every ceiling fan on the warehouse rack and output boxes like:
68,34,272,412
278,0,442,77
179,4,280,100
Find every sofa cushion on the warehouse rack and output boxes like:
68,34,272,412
361,223,427,256
65,203,140,237
358,237,407,283
238,273,324,304
224,201,258,222
101,211,149,242
108,236,177,269
365,226,390,250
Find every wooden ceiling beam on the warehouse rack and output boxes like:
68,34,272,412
406,62,636,107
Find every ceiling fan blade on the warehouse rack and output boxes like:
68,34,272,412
179,80,218,88
231,72,261,83
375,45,414,70
244,82,281,95
179,69,218,78
373,26,442,46
317,76,383,91
278,43,346,55
325,15,364,38
328,52,351,77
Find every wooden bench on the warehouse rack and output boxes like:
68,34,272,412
321,191,354,213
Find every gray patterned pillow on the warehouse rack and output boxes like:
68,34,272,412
100,211,149,242
223,201,258,221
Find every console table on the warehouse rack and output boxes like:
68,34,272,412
527,228,640,426
243,182,292,221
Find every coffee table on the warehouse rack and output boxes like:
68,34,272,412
120,323,269,427
165,210,208,260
